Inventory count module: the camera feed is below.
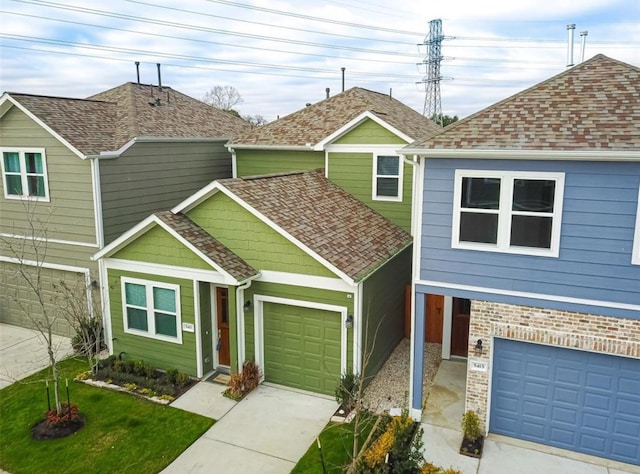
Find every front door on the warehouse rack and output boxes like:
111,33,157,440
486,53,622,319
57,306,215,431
425,294,444,343
216,287,230,366
450,298,471,357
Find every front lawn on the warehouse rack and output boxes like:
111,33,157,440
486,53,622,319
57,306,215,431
0,358,214,474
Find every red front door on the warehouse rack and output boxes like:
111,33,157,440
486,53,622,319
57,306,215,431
450,298,471,357
216,287,230,366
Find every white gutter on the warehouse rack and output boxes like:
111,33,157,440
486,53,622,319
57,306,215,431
235,275,259,370
225,144,314,151
87,137,229,160
401,148,640,161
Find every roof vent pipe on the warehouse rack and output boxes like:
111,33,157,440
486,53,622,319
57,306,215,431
389,88,392,99
579,31,588,63
157,63,163,92
326,87,330,99
566,24,575,67
135,61,140,84
341,67,345,92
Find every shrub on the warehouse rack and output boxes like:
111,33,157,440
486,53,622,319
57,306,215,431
461,410,482,442
45,403,80,428
242,360,261,392
225,372,244,400
71,317,106,355
335,371,360,409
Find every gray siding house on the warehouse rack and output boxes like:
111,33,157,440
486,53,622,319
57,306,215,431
0,82,251,335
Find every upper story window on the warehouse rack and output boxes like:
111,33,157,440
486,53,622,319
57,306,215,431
373,154,402,201
1,148,50,201
121,277,182,344
452,170,565,257
633,187,640,265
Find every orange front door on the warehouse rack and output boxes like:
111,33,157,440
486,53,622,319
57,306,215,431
425,294,444,343
216,287,230,366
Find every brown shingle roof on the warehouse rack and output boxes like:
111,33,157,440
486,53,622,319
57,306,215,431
218,170,412,281
89,83,251,146
229,87,439,147
6,82,251,156
408,54,640,152
155,210,257,282
6,94,118,156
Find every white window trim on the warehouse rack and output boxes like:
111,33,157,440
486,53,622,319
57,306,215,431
632,187,640,265
372,153,403,202
451,169,565,257
1,147,50,202
121,277,182,344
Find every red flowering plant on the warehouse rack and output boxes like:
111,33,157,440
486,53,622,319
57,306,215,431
45,403,80,428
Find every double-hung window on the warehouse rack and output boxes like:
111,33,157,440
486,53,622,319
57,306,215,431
373,154,402,201
122,277,182,343
452,170,564,256
633,187,640,265
1,148,50,201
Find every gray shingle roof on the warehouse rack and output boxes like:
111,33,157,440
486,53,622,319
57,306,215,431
218,169,412,281
155,211,257,282
407,54,640,152
6,82,251,156
229,87,439,147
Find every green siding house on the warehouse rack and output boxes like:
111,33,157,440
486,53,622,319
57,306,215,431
0,83,250,335
94,170,412,395
228,87,440,234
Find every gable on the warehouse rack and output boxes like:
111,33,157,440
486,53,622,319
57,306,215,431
112,224,214,271
186,192,338,278
333,118,408,145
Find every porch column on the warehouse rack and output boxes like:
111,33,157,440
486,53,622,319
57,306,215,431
410,289,425,418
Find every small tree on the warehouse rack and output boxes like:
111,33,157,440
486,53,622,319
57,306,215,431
54,277,105,376
430,113,458,127
202,85,243,111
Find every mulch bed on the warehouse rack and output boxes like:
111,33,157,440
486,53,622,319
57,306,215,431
31,415,86,440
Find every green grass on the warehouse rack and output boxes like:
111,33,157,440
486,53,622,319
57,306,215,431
0,357,214,474
292,414,379,474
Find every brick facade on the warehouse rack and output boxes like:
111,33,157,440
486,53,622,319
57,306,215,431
466,301,640,431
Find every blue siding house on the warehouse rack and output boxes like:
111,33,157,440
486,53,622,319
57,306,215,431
404,54,640,466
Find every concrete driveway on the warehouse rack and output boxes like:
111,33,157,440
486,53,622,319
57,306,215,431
0,323,73,389
164,383,337,473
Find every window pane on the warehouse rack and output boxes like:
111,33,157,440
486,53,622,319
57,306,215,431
127,308,148,331
510,215,553,248
377,156,399,176
153,287,176,312
461,177,500,209
6,175,22,195
513,179,555,212
125,283,146,306
459,212,498,244
27,176,46,197
155,312,177,337
376,177,399,197
25,153,43,174
3,152,20,172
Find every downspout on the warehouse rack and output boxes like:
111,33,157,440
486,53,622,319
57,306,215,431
235,275,259,370
402,154,419,236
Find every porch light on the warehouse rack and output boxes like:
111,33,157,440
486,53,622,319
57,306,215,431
345,314,353,329
243,300,252,312
474,339,483,356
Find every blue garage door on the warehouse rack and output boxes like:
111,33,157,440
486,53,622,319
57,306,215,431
490,338,640,465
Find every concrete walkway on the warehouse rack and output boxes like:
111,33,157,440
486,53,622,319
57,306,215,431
164,382,337,473
421,360,640,474
0,323,73,389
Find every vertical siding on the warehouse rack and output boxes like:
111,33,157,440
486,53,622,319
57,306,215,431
420,159,640,317
333,118,407,145
0,106,96,244
235,149,324,177
328,152,413,232
242,281,355,371
188,192,337,277
100,141,232,244
361,246,411,379
107,268,198,375
112,225,213,270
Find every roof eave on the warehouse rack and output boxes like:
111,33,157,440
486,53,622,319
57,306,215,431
227,143,315,151
402,148,640,161
88,136,230,160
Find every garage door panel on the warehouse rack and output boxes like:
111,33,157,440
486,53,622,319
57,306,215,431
491,338,640,465
263,302,341,395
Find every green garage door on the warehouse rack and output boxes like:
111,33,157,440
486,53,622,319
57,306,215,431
263,302,341,395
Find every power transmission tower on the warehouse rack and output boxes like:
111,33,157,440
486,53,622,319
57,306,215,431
420,19,445,123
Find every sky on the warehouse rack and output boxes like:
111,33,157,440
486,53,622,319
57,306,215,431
1,0,639,122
